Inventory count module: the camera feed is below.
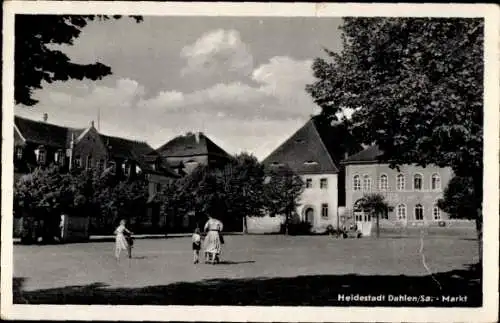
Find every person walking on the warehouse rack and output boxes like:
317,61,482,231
114,219,133,260
203,215,224,264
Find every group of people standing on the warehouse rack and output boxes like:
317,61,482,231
114,216,224,264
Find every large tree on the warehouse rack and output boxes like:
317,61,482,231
358,193,391,238
263,165,305,235
15,15,142,106
306,18,483,257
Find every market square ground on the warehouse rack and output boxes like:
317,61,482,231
13,230,481,306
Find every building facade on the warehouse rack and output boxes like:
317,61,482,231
343,145,454,232
262,119,343,233
14,115,178,235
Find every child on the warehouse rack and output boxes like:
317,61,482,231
192,228,202,264
114,219,133,260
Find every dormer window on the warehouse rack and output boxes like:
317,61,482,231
304,161,318,166
270,162,285,167
295,139,305,144
185,146,194,150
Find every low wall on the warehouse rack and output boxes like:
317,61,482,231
374,220,477,238
246,215,285,234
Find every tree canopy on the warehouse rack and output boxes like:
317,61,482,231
306,17,483,211
15,15,142,106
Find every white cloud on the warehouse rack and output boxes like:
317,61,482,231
180,29,253,77
16,56,320,159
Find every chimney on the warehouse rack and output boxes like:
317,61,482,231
344,152,349,160
195,132,200,144
91,120,95,128
43,113,48,122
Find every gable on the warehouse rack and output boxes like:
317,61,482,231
262,120,339,174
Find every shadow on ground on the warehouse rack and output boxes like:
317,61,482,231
13,263,481,306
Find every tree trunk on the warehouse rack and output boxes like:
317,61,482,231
242,216,248,234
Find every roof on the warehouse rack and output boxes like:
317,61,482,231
15,116,77,148
156,132,231,159
342,145,383,164
311,117,364,165
262,119,339,175
100,133,178,177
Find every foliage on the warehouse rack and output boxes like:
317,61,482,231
438,176,476,220
358,193,390,216
157,153,268,231
263,165,305,234
358,193,390,238
306,18,483,216
14,165,149,237
15,15,142,106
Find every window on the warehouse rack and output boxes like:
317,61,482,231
397,204,407,220
363,175,372,191
433,206,441,220
123,163,131,176
414,204,424,220
37,148,46,164
413,174,423,190
74,156,82,168
156,183,162,193
15,147,23,160
381,209,389,220
305,178,312,188
86,156,92,169
397,174,405,190
320,178,328,189
321,203,329,218
98,159,105,171
431,174,441,190
379,174,388,190
353,175,361,191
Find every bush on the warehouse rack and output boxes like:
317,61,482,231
287,221,312,235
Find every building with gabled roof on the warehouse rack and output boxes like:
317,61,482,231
156,131,233,175
14,115,179,234
261,118,361,233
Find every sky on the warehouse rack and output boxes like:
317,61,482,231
15,16,344,160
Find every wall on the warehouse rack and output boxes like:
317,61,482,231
166,155,209,174
345,163,454,225
296,174,338,233
246,215,285,234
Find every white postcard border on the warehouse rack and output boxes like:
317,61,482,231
2,2,499,322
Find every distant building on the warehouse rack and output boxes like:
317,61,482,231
342,145,454,234
156,131,233,175
262,118,359,233
14,115,178,233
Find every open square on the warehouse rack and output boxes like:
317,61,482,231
14,233,481,306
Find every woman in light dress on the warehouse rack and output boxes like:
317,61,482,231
203,216,224,264
114,219,133,260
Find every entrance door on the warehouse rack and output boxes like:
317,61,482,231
304,207,314,225
353,200,373,237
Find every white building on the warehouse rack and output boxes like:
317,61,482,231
260,119,343,233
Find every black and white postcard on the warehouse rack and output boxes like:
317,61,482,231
1,2,499,322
